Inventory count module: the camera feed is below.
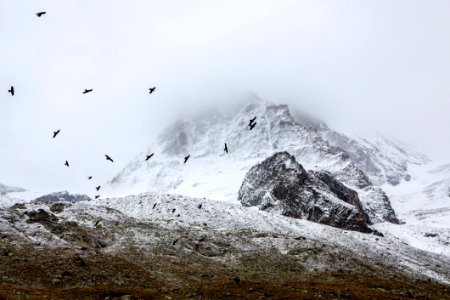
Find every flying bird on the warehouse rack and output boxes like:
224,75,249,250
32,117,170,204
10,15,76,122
95,195,100,199
65,161,69,167
172,208,176,213
36,12,46,17
149,87,156,94
184,155,190,164
152,203,157,209
83,89,93,94
105,154,114,162
249,117,256,125
96,186,101,191
8,86,14,96
53,129,60,138
145,153,154,161
197,204,202,209
172,238,179,245
224,143,228,154
249,122,257,130
88,176,93,180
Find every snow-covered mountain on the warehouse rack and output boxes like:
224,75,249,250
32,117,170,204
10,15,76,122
1,98,449,296
377,162,450,256
108,97,427,225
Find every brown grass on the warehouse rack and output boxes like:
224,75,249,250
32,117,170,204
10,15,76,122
0,244,449,300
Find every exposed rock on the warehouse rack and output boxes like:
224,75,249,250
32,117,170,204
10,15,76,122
93,237,107,249
50,203,65,213
11,203,27,210
26,209,101,248
312,171,371,224
33,191,91,204
359,187,399,224
27,209,59,225
238,152,374,233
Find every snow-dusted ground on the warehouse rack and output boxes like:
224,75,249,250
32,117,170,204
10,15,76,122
378,163,450,257
1,189,449,283
69,193,450,283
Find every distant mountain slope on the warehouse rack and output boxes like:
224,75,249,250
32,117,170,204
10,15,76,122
0,182,25,195
108,97,428,224
377,162,450,256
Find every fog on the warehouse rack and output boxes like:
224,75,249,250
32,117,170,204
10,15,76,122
1,0,449,194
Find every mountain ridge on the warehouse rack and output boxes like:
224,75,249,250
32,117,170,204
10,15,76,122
108,98,427,225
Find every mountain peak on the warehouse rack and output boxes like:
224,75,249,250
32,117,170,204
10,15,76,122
109,97,428,222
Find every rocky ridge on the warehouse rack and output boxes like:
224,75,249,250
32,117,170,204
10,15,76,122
238,152,374,233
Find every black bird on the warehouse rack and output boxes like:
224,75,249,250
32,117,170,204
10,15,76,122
224,143,228,154
172,238,179,245
65,161,69,167
249,122,257,130
36,12,46,17
105,154,114,162
8,86,14,96
95,195,100,199
53,129,60,138
152,203,157,209
197,204,202,209
233,276,240,285
96,185,101,191
249,117,256,125
184,155,190,164
145,153,154,161
94,220,101,227
172,208,176,213
88,176,93,180
149,87,156,94
83,89,93,94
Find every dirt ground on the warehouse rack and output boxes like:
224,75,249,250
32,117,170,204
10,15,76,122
0,245,449,300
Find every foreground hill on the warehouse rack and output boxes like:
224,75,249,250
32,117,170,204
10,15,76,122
1,193,449,299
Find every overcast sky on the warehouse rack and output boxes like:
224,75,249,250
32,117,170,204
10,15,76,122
1,0,450,194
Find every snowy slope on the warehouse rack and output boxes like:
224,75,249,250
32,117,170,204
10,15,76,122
2,192,448,283
108,98,427,224
0,182,25,195
376,162,450,256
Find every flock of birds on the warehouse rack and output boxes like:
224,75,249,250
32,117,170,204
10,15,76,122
5,11,259,200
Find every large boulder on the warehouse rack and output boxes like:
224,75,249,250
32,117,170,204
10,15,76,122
238,152,374,233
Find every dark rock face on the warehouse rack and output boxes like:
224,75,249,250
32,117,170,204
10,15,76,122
238,152,374,233
312,171,371,225
27,209,59,225
33,191,91,204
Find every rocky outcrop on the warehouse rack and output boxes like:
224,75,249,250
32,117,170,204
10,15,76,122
238,152,374,233
33,191,91,204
